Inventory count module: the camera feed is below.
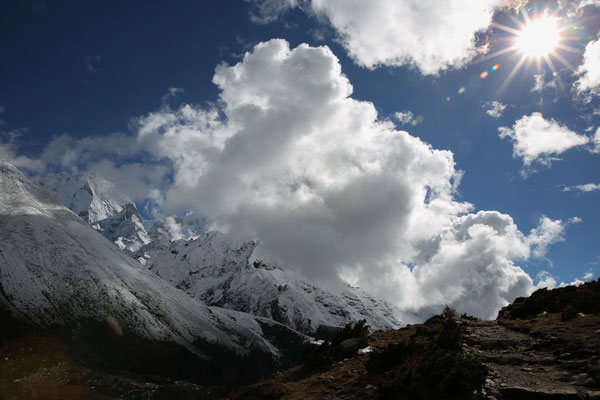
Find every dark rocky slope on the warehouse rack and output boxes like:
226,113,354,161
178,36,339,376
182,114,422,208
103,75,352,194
233,279,600,400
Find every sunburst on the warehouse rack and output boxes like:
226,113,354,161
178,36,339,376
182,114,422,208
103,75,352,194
473,8,582,92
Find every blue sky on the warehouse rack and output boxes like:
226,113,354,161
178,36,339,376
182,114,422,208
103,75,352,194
1,0,599,317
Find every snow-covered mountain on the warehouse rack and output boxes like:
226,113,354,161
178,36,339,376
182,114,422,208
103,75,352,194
138,232,415,335
0,159,308,380
37,170,416,335
38,172,134,223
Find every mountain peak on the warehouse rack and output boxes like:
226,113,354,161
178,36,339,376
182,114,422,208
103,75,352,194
38,172,135,223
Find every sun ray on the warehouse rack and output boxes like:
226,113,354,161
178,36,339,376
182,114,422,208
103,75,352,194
491,22,522,35
549,51,577,71
556,44,583,54
499,53,529,93
470,46,518,65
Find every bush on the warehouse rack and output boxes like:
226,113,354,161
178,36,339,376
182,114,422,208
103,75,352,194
366,306,485,399
366,341,486,400
330,319,369,346
441,305,458,319
300,320,370,374
435,317,466,350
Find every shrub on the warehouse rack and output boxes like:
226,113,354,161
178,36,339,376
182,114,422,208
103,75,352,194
300,320,370,373
435,317,466,350
366,306,485,400
441,305,458,319
366,342,486,400
331,319,369,346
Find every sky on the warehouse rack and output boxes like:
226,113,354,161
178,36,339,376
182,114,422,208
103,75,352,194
1,0,599,318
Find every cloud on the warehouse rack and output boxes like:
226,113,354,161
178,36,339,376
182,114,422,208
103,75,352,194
248,0,503,74
126,39,573,318
0,129,46,174
563,183,600,192
592,127,600,153
498,112,590,170
6,39,572,319
576,37,600,96
84,53,101,74
485,101,507,118
161,87,185,105
85,159,171,204
526,216,569,260
532,72,558,93
245,0,299,24
583,271,594,280
394,111,414,126
534,271,557,290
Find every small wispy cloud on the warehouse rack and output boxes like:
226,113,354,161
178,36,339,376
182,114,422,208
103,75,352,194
583,271,594,280
394,111,414,126
161,87,184,105
484,101,507,118
562,183,600,192
532,71,558,93
84,53,101,74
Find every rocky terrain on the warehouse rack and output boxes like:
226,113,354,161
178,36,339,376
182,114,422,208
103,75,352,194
232,280,600,400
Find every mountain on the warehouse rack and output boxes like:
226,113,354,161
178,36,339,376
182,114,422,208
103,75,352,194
38,171,414,335
138,232,416,335
38,172,134,224
0,159,308,385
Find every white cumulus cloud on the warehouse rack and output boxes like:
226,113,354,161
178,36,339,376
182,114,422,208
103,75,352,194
577,37,600,96
127,39,570,318
498,112,590,170
10,39,574,319
248,0,504,75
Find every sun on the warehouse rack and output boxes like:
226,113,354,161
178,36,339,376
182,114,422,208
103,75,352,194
476,8,581,92
515,16,561,58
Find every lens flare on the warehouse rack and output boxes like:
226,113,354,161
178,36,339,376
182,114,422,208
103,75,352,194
491,64,500,71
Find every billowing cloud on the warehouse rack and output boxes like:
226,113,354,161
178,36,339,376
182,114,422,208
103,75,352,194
248,0,504,74
577,37,600,96
6,39,572,319
498,112,590,170
485,101,507,118
126,39,570,318
563,183,600,192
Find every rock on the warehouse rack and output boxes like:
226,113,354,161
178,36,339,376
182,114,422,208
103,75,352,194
337,338,368,352
561,305,579,322
499,386,582,399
